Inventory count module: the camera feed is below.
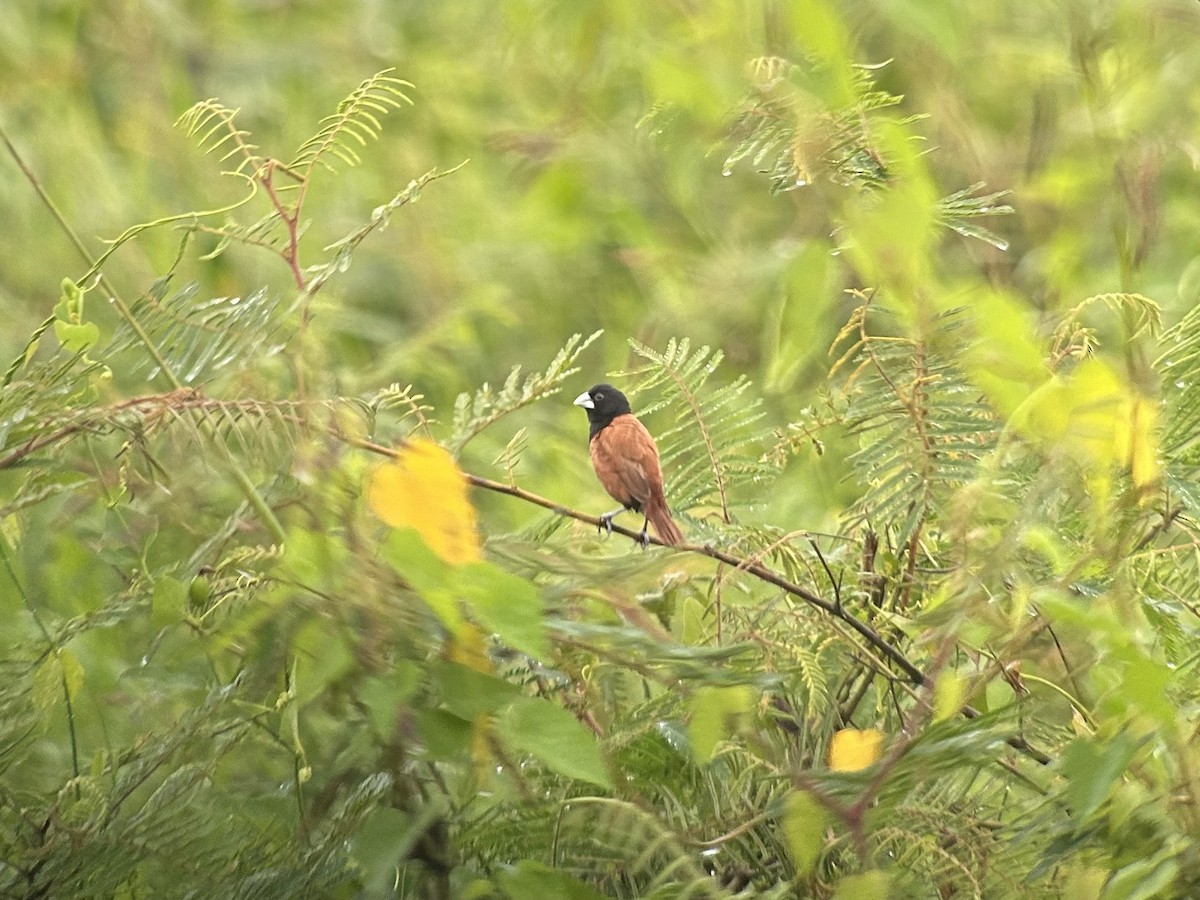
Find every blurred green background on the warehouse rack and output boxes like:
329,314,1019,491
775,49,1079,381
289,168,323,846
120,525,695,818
2,0,1196,527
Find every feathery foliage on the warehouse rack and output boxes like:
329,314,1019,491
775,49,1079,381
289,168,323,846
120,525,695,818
108,279,289,384
175,99,264,177
619,338,777,526
288,70,413,175
174,69,417,282
830,304,1002,546
724,56,904,194
4,2,1200,897
450,330,602,452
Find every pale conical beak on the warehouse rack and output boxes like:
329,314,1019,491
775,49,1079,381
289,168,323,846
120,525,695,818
573,391,594,409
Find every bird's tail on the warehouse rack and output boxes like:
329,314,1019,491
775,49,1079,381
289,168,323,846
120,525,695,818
646,501,684,546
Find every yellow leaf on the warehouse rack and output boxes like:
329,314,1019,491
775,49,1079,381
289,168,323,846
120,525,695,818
1117,395,1161,489
829,728,884,772
1009,359,1160,490
449,622,492,674
470,713,494,787
933,672,966,722
780,790,826,876
368,440,481,565
1065,359,1124,467
963,288,1051,416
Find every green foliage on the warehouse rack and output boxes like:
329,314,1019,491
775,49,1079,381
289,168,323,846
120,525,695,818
2,1,1200,898
450,330,601,452
109,280,288,384
724,55,906,195
620,338,777,525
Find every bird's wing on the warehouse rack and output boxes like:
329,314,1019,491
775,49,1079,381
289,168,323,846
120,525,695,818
590,414,664,508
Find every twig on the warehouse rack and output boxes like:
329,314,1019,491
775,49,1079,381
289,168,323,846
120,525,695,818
477,474,1051,765
337,435,1056,765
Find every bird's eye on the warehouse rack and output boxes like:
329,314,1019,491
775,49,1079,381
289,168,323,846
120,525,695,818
595,392,605,400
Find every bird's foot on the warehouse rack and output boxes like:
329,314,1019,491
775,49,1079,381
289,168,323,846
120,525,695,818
637,518,650,549
598,507,625,539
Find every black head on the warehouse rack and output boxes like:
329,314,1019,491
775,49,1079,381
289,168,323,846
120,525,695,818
573,383,632,439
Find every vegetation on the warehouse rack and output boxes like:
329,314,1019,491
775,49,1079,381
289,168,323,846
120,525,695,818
1,1,1198,897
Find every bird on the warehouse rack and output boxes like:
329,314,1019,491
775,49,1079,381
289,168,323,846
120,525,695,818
573,383,684,546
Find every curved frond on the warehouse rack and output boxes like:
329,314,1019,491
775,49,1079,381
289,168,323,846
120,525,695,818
175,100,263,176
620,338,777,523
288,69,413,175
1054,291,1162,360
450,330,602,452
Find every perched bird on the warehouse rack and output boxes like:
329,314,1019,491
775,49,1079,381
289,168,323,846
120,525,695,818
573,383,684,546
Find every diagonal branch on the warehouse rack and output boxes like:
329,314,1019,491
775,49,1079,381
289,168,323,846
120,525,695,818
453,468,1051,766
346,436,1048,764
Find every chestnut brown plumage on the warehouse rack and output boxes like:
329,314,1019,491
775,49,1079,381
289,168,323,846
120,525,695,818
573,384,684,546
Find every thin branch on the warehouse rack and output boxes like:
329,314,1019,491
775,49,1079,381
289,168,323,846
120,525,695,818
282,429,1055,766
464,471,924,668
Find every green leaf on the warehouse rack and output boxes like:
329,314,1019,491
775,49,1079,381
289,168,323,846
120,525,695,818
933,671,966,722
457,562,547,659
55,277,84,321
360,661,421,739
496,696,612,790
34,648,84,709
766,240,834,393
284,526,351,592
381,528,463,636
1103,853,1180,900
833,871,890,900
53,320,99,354
151,575,188,627
60,648,84,704
497,860,607,900
687,684,754,763
414,707,475,760
984,677,1015,712
1062,866,1106,900
1108,644,1174,726
1060,733,1137,820
434,659,520,720
52,278,99,353
292,618,354,704
351,806,410,893
675,595,706,645
781,790,826,876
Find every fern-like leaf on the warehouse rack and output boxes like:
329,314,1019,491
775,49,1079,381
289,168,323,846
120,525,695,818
936,183,1014,251
1154,301,1200,462
831,307,1000,545
724,56,903,195
450,330,602,452
175,100,264,176
556,796,734,898
288,69,413,176
724,58,1013,249
108,279,290,385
